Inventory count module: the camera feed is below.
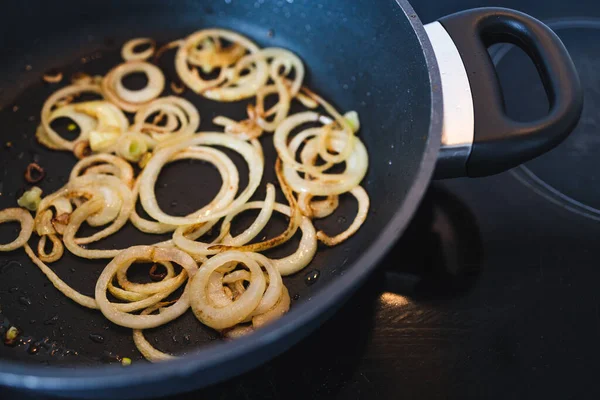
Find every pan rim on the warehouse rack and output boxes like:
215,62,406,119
0,0,443,395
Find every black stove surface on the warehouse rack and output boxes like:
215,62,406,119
6,0,600,399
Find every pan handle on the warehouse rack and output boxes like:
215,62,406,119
426,7,583,179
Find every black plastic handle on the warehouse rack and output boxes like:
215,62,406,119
439,7,583,177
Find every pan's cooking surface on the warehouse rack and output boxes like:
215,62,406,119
0,0,434,369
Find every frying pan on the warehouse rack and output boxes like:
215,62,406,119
0,0,582,398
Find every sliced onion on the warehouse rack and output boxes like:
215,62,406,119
134,146,239,235
258,203,317,276
37,234,64,263
252,286,290,328
116,261,186,295
210,159,300,253
190,251,266,330
247,253,283,316
70,154,134,188
300,86,357,164
297,192,339,219
102,61,165,112
0,208,34,251
62,199,119,259
40,83,103,151
283,131,369,196
316,186,369,246
24,244,98,309
68,174,134,245
132,96,200,142
122,38,156,61
115,132,153,162
217,183,276,247
175,29,267,99
133,302,176,362
139,133,262,226
95,246,198,329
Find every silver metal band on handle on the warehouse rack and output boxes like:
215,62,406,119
424,22,475,179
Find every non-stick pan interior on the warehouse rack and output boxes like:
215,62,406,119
0,0,433,367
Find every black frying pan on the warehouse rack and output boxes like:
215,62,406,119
0,0,582,398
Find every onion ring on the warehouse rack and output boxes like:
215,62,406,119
139,133,262,226
133,302,176,362
0,208,34,251
95,246,198,329
190,251,266,330
316,186,369,246
37,234,64,263
70,154,134,188
40,84,103,151
102,61,165,112
132,96,200,142
122,38,156,61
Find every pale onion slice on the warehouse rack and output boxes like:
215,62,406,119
254,81,289,133
274,112,334,175
255,48,303,132
132,96,200,142
47,105,98,149
73,101,129,134
216,201,317,276
102,61,165,112
111,261,176,302
35,124,62,150
209,159,300,253
24,244,98,309
174,183,275,256
223,286,291,338
0,208,34,251
202,50,269,101
133,302,176,362
83,184,123,228
69,153,134,188
108,282,149,302
139,133,263,226
252,286,290,328
211,253,283,320
300,87,357,164
316,186,370,246
116,261,185,295
122,38,156,61
256,203,316,276
219,183,276,247
130,178,177,235
62,199,121,259
72,101,129,153
213,114,263,141
283,132,369,196
95,246,198,329
221,269,251,284
190,251,266,330
67,174,134,245
81,164,121,177
40,83,103,151
207,271,233,307
247,253,283,316
132,146,239,234
262,48,304,97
